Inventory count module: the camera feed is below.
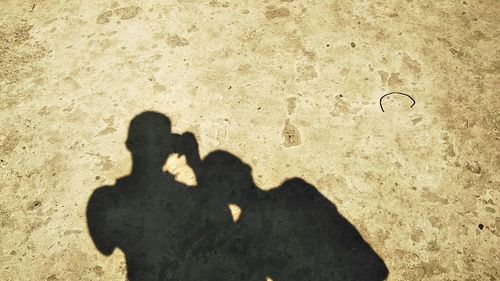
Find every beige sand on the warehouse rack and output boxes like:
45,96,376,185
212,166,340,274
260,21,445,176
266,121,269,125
1,0,498,280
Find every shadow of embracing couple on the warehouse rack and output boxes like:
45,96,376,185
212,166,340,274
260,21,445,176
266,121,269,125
86,111,389,281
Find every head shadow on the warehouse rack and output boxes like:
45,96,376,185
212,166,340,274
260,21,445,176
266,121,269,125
126,111,179,175
86,111,389,281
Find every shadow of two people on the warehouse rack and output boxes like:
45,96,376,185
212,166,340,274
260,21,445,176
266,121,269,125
86,111,389,281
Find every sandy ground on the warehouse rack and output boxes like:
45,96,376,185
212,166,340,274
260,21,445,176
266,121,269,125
1,0,499,280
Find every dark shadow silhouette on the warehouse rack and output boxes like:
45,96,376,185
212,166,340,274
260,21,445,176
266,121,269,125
86,111,389,281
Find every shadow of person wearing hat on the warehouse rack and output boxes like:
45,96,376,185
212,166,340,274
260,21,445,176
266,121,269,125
87,111,388,281
180,148,389,281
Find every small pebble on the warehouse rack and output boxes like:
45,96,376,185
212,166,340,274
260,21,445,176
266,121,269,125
465,161,481,174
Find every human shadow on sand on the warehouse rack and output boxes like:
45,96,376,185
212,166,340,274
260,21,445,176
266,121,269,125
86,111,388,281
